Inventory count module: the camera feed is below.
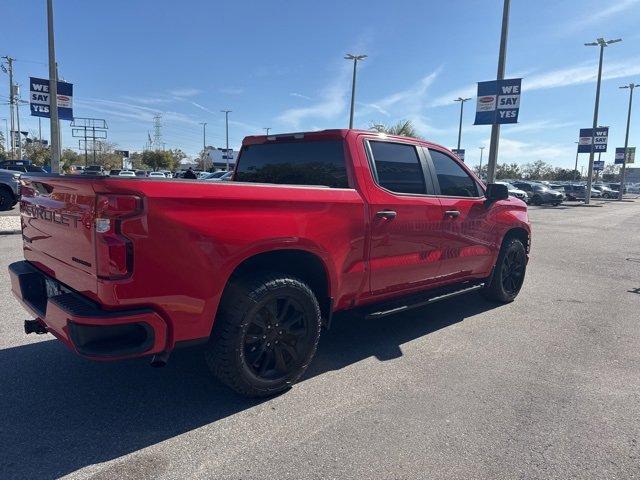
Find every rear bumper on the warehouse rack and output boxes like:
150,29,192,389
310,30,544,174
9,261,168,360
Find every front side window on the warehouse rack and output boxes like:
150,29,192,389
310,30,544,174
234,140,348,188
368,141,426,194
429,149,479,197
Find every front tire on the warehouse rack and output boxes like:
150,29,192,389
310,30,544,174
0,189,13,211
205,272,322,397
482,237,527,303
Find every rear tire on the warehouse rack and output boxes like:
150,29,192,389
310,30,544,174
482,237,527,303
205,272,322,397
531,195,541,206
0,188,13,211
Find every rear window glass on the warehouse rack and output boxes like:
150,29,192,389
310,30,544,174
235,140,348,188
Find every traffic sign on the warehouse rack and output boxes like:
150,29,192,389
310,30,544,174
593,160,605,171
578,127,608,153
115,150,130,157
615,147,635,164
474,78,521,125
451,149,465,161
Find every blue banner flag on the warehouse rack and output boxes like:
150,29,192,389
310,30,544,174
29,77,74,121
474,78,521,125
578,127,608,153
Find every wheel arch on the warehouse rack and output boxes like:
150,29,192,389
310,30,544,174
502,226,530,254
220,248,334,328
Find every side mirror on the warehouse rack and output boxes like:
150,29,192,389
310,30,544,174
485,183,509,203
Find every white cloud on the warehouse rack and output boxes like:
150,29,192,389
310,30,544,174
276,67,350,128
290,92,313,100
169,88,201,97
566,0,640,32
190,101,216,114
219,87,244,95
470,137,575,168
431,57,640,107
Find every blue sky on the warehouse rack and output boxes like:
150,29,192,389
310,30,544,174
2,0,640,168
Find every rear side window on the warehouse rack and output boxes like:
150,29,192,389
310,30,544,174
429,149,479,197
234,140,348,188
368,141,426,194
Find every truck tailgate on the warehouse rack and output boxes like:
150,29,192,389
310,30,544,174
20,175,98,292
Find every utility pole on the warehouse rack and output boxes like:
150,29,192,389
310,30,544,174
583,37,621,204
618,83,636,201
2,56,16,159
199,122,207,170
486,0,510,184
479,146,485,177
454,97,471,150
263,127,271,135
15,89,22,159
152,114,162,150
345,53,367,129
47,0,60,172
573,141,579,181
221,110,231,170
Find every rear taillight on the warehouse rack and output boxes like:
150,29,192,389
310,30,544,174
95,194,142,279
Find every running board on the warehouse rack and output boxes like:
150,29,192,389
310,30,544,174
364,282,485,320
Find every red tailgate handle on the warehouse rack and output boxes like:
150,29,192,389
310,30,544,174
444,210,460,218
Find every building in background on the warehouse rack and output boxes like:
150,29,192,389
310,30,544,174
204,147,238,170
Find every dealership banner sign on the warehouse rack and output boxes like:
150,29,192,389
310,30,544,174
29,77,74,121
474,78,521,125
578,127,608,153
615,146,635,164
451,149,465,161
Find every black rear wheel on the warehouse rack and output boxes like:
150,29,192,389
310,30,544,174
205,272,322,397
482,237,527,303
0,188,13,211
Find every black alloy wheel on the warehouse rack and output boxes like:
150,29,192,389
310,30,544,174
243,296,313,381
500,247,526,296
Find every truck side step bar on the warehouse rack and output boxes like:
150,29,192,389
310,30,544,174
363,282,485,320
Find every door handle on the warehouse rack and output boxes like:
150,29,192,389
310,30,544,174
444,210,460,219
376,210,397,220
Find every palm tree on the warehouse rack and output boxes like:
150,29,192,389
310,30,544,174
369,120,422,139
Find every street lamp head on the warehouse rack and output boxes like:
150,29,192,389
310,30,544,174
620,83,637,89
584,42,598,46
585,37,622,47
607,38,622,45
454,97,472,103
345,53,367,61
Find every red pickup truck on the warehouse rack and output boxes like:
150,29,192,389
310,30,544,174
10,129,530,397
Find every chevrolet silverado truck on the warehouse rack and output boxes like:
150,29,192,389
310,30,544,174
9,129,530,397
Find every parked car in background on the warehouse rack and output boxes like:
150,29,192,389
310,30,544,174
511,181,564,206
0,168,21,210
595,183,620,198
563,184,588,201
109,169,121,176
148,171,166,178
135,170,148,177
201,171,228,180
118,170,136,177
589,186,603,198
0,159,47,173
81,165,106,176
496,181,528,203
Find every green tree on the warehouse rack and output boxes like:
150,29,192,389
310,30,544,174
0,131,6,160
552,167,579,181
141,150,173,171
23,140,51,167
522,160,554,180
61,149,80,173
496,163,522,180
369,120,423,139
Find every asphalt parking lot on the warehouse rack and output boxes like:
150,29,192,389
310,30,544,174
0,201,639,480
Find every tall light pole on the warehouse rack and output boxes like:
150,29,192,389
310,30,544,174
345,53,367,129
479,146,485,177
263,127,271,135
583,37,621,204
47,0,60,173
454,97,471,151
199,122,207,170
618,83,636,200
221,110,231,170
486,0,510,184
573,141,579,181
2,56,16,158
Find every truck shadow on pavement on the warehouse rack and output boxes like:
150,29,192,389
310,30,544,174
0,293,497,479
